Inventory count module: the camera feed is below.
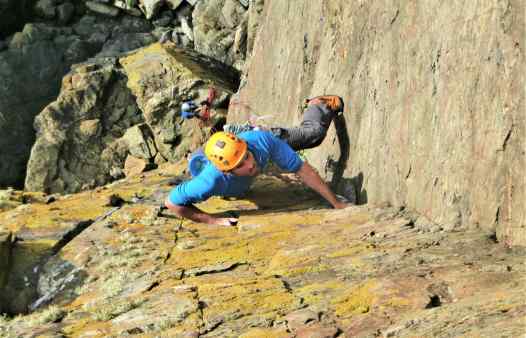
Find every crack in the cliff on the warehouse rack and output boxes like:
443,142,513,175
495,206,501,226
195,285,225,336
5,206,123,315
183,262,248,278
200,318,224,336
500,124,514,152
273,274,293,293
390,8,400,25
50,206,121,255
273,274,306,307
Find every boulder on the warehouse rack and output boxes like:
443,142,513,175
85,1,120,17
0,14,157,190
124,155,154,177
179,16,194,41
122,123,158,160
25,63,142,193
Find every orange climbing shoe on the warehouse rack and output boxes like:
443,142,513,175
305,95,344,114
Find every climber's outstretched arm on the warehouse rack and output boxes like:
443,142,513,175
295,162,349,209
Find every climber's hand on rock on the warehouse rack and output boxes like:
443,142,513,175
213,217,239,226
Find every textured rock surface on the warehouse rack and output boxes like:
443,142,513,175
229,0,525,245
1,162,524,336
0,23,99,188
0,231,13,288
120,42,238,162
193,0,249,69
0,231,14,314
0,14,155,189
25,62,141,193
0,0,256,190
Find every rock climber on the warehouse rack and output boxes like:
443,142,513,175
165,95,350,226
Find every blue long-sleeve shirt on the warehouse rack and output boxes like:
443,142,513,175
168,130,303,205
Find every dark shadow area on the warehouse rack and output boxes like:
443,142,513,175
330,114,350,188
0,0,35,39
330,114,368,205
210,115,227,134
337,172,368,205
0,240,89,316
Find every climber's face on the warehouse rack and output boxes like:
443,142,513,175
230,151,259,177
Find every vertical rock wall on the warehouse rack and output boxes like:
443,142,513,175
230,1,525,244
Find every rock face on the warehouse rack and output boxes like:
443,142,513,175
0,163,525,336
0,0,256,190
0,23,98,188
229,1,525,245
25,62,141,193
25,43,240,193
0,14,155,189
0,232,13,291
120,43,239,162
0,231,14,315
193,0,249,68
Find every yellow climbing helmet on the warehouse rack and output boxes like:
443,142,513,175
204,131,248,171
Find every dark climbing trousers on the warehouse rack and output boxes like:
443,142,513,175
270,103,336,151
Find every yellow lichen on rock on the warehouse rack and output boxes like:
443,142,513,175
332,280,377,317
119,43,192,97
294,280,348,307
326,242,372,259
196,276,301,323
239,327,290,338
2,161,524,337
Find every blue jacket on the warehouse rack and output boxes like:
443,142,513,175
168,131,303,205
